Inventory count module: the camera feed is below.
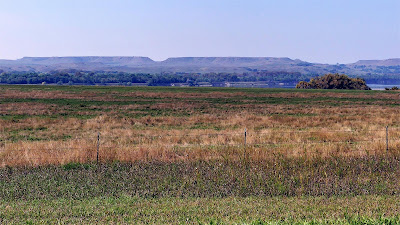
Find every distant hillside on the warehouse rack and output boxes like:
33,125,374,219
160,57,298,66
352,58,400,66
0,56,399,77
16,56,155,65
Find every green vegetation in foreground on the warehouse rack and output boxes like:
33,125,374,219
1,157,399,200
1,196,399,224
1,158,398,223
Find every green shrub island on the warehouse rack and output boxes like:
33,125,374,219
296,73,371,90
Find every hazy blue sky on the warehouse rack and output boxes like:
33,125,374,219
0,0,399,63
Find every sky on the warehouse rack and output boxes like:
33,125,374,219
0,0,399,64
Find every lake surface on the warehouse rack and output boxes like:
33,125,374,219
368,84,400,90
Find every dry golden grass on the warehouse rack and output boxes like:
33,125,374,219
3,129,400,166
2,85,400,166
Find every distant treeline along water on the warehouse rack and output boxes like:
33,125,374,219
1,70,400,88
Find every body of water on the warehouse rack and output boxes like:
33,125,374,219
368,84,400,90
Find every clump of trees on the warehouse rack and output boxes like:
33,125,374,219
296,73,371,90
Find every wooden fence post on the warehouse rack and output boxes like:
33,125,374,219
386,126,389,153
244,128,247,146
244,128,247,160
97,132,100,164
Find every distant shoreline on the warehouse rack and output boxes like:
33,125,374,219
1,82,396,90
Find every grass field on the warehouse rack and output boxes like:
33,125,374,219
2,85,400,165
2,196,400,224
1,85,400,224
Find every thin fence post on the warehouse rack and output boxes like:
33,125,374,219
386,126,389,153
244,128,247,160
244,128,247,146
97,132,100,164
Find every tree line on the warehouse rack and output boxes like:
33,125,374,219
0,71,309,85
0,70,398,86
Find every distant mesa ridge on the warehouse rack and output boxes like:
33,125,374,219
0,56,399,74
353,58,400,66
161,57,299,66
16,56,298,65
16,56,155,65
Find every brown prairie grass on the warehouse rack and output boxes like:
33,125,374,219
1,131,399,166
2,85,400,166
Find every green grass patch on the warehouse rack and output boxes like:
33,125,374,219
0,84,387,94
1,157,399,200
0,113,96,122
0,196,399,224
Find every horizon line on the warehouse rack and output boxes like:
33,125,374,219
1,56,400,65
